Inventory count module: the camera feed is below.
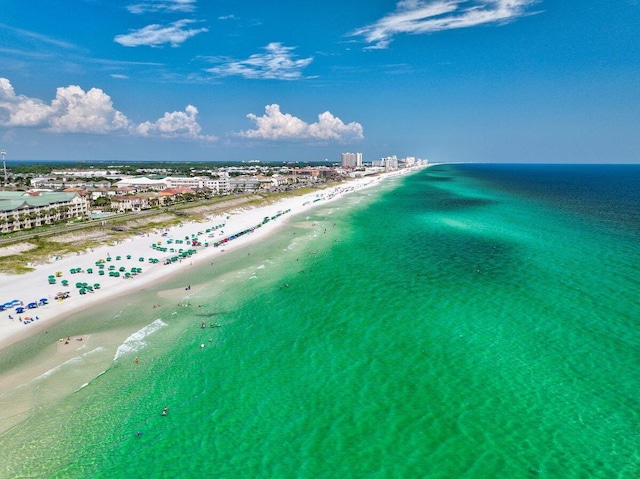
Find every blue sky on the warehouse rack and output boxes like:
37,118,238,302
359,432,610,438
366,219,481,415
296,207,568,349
1,0,638,163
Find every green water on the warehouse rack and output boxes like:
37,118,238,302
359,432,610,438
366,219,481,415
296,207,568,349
1,164,639,478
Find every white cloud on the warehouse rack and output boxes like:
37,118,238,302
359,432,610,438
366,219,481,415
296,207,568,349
0,78,53,127
239,104,363,142
114,19,208,47
353,0,541,49
207,43,313,80
0,77,215,141
0,78,128,133
126,0,197,14
136,105,217,141
48,85,131,133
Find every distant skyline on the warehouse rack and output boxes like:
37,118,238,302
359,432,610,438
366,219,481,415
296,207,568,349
1,1,639,164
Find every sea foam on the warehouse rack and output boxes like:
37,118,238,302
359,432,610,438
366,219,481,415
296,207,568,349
114,318,167,361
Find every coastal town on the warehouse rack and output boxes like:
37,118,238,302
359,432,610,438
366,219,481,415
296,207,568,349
0,153,427,234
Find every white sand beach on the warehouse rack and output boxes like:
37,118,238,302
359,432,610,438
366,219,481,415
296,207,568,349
0,171,414,350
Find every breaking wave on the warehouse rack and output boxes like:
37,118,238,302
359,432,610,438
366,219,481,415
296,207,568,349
114,318,167,361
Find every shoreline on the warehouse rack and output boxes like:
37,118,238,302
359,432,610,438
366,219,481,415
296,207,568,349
0,168,426,352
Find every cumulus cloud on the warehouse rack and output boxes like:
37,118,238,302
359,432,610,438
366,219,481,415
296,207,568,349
353,0,540,49
0,78,53,127
0,77,215,141
239,104,363,142
135,105,216,141
0,78,128,133
114,19,208,47
48,85,131,133
207,43,313,80
126,0,197,14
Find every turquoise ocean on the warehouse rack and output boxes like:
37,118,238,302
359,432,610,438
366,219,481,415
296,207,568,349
1,163,639,478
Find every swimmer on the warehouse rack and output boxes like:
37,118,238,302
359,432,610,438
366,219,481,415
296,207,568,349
136,431,142,437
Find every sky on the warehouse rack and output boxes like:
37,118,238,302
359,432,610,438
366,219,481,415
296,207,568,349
0,0,639,164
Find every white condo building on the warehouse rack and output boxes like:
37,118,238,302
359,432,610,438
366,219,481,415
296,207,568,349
341,152,363,168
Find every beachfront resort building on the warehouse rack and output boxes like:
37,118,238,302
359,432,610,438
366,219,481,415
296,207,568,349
115,174,231,195
0,191,90,233
341,152,363,168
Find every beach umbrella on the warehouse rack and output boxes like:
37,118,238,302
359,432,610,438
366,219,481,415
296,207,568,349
16,307,24,313
139,257,145,262
126,255,132,260
116,256,121,260
61,280,69,286
98,270,105,276
87,268,93,274
40,298,48,304
27,302,37,309
94,283,101,289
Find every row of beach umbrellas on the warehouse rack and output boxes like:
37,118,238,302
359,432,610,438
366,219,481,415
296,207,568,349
0,299,20,311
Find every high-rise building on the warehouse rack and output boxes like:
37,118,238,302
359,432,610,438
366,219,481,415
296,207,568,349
341,152,363,168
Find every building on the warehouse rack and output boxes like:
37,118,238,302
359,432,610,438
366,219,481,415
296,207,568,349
341,152,363,168
341,152,356,168
0,191,90,233
228,176,261,192
115,177,168,191
110,195,151,212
